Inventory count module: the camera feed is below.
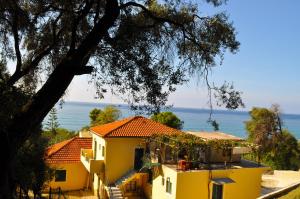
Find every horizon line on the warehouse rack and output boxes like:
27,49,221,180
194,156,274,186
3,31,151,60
62,100,300,116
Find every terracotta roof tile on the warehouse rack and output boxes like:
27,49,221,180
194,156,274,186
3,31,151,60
45,137,92,164
90,116,182,137
186,131,243,141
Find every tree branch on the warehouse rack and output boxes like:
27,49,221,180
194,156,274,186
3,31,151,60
8,0,120,148
10,9,22,84
74,65,94,75
70,0,95,52
7,15,63,86
119,2,183,27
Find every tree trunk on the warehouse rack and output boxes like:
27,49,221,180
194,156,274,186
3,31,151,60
0,1,120,197
0,143,16,199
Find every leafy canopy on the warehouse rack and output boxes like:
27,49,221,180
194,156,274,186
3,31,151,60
151,111,183,129
42,128,76,146
0,0,242,113
89,105,121,126
245,105,300,170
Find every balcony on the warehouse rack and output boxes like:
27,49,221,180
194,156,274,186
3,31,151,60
81,149,104,174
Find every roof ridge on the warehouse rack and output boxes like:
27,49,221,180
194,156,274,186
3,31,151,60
104,116,142,137
47,137,76,157
148,117,182,131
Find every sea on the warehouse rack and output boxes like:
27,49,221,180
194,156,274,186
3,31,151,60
45,101,300,139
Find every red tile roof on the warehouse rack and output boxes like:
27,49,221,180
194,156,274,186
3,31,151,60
186,131,243,141
90,116,182,137
45,137,92,164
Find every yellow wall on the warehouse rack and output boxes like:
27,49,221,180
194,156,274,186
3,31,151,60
176,170,210,199
212,168,265,199
105,138,145,184
47,163,89,191
92,133,106,161
152,165,266,199
152,165,178,199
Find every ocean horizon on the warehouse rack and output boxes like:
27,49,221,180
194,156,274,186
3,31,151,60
44,101,300,139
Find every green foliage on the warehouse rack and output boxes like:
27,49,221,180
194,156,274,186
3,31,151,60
263,130,300,170
42,128,76,146
210,120,220,131
0,0,242,113
45,108,60,134
147,133,252,162
151,112,183,129
15,127,54,198
89,106,121,126
245,105,300,170
245,106,282,160
89,108,102,124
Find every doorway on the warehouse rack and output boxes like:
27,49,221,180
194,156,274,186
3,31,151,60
134,148,144,170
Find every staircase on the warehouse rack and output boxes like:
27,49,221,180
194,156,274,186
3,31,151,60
108,186,123,199
115,169,136,186
108,169,137,199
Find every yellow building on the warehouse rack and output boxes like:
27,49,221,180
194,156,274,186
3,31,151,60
45,116,268,199
45,137,92,191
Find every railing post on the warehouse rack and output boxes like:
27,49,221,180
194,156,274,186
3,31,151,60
49,187,51,199
58,187,61,199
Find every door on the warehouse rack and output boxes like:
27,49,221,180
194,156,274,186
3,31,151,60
134,148,144,170
212,183,223,199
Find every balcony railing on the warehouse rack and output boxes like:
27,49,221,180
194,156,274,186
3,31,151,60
80,148,104,174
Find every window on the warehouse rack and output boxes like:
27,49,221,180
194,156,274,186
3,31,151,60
212,184,223,199
55,170,66,182
162,177,165,186
166,177,172,194
102,146,105,157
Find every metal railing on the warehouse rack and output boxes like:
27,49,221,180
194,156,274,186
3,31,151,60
49,187,67,199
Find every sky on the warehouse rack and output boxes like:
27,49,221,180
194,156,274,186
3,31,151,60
9,0,300,114
65,0,300,114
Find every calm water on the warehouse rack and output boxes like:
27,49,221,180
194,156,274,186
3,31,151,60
44,101,300,139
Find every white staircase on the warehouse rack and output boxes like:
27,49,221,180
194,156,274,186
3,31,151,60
115,169,136,186
108,169,137,199
108,186,124,199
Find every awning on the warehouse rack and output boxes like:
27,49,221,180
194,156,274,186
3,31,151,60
212,178,235,185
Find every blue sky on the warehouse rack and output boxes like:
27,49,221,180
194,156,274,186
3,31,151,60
66,0,300,114
8,1,299,113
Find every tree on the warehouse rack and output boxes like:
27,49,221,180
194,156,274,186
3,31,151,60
89,108,102,124
15,127,54,199
90,105,121,126
263,130,300,170
245,105,300,170
151,112,183,129
245,106,282,161
0,0,243,197
45,108,60,134
42,128,76,146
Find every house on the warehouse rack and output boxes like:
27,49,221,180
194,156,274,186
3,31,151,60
45,137,92,190
151,131,268,199
45,116,268,199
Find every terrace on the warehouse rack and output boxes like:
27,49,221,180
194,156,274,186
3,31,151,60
164,159,265,172
80,148,104,174
144,132,262,172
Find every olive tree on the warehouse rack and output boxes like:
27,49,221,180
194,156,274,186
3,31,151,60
0,0,243,197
